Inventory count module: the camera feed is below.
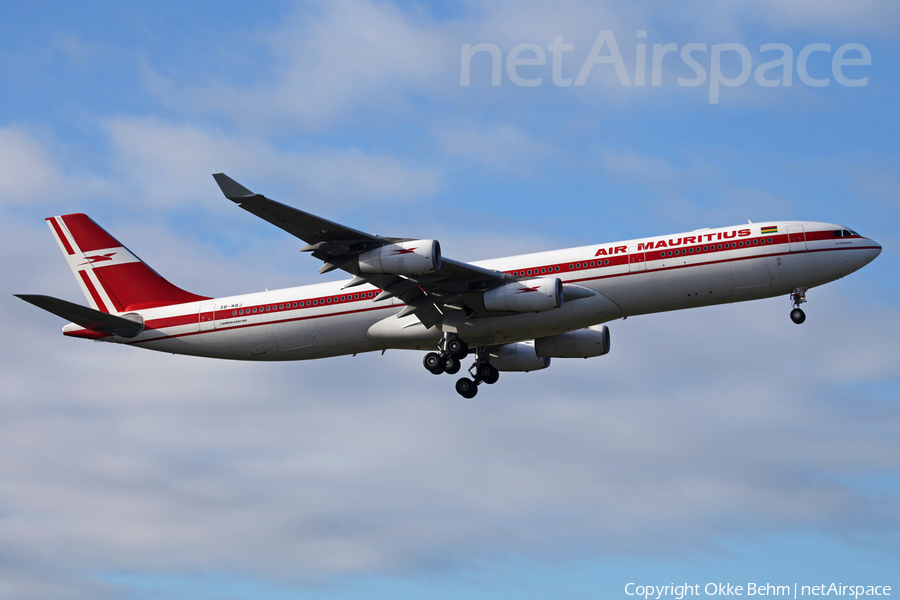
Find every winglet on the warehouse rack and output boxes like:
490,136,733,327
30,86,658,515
213,173,256,200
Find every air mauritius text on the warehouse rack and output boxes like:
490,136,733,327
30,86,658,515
460,31,870,103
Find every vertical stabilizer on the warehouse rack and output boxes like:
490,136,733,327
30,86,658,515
46,214,209,313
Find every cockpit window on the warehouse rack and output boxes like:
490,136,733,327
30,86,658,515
833,230,842,237
849,229,860,236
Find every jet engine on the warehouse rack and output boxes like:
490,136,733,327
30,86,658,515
358,240,441,276
534,325,610,358
487,342,551,372
483,278,563,313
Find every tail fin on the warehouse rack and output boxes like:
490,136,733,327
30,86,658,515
46,214,209,313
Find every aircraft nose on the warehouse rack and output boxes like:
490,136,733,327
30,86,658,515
864,237,882,262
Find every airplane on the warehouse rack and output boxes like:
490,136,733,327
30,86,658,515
16,174,882,398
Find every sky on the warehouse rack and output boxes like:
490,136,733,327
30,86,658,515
1,1,899,599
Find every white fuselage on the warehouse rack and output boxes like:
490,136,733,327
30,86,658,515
75,221,880,360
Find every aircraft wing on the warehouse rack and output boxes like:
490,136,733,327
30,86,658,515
213,173,513,328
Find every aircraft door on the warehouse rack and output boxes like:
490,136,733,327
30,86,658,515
199,303,216,331
788,226,807,252
628,246,647,272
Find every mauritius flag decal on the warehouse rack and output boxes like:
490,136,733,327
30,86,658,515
761,225,778,235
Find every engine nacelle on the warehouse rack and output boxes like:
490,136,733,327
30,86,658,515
487,342,551,372
535,325,611,358
358,240,441,276
483,278,563,313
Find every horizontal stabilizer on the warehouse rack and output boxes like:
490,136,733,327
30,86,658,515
15,294,144,338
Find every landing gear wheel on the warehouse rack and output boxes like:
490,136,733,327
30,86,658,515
444,356,461,374
455,377,478,399
424,352,445,374
476,363,499,385
446,338,469,359
789,287,807,324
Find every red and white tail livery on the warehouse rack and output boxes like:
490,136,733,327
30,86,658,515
19,175,882,398
46,213,209,313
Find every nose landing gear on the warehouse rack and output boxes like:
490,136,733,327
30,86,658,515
790,287,807,324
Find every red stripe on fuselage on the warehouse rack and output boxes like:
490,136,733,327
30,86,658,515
504,233,793,277
128,303,396,345
565,245,876,287
122,237,875,345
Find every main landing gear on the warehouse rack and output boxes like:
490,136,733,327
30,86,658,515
422,335,499,398
454,356,499,399
790,287,807,324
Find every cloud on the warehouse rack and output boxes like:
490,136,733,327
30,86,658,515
172,0,454,132
0,127,113,208
1,2,898,598
436,122,553,173
125,0,896,144
0,127,65,201
102,117,442,209
599,150,716,187
4,219,898,599
754,0,900,34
